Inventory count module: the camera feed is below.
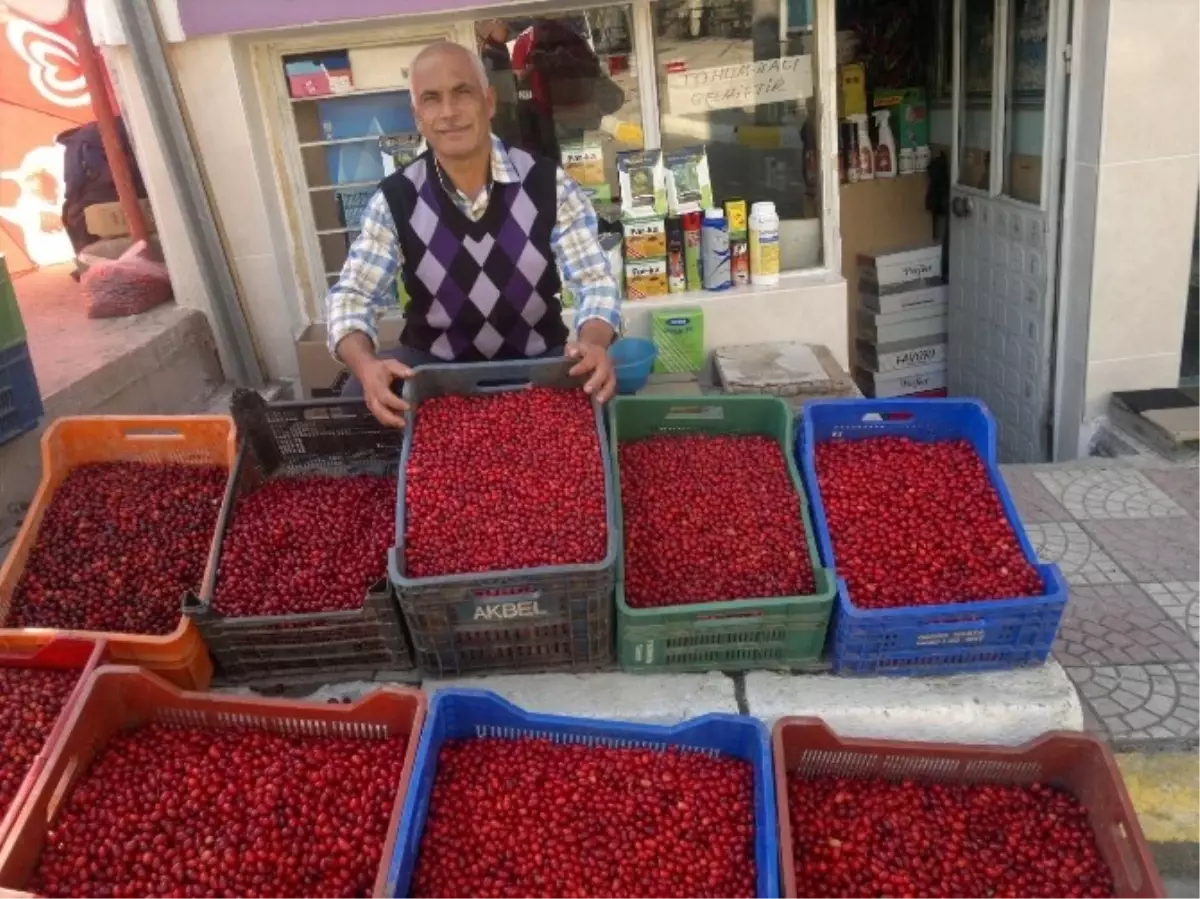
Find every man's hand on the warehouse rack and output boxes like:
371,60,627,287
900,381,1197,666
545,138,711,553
358,357,413,427
566,341,616,404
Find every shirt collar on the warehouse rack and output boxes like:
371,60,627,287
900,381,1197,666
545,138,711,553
431,134,518,201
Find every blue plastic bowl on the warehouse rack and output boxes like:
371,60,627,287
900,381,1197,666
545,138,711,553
608,337,658,394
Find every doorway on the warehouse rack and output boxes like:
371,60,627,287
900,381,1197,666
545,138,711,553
945,0,1070,463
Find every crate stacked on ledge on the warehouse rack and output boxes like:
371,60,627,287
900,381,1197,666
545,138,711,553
854,243,948,399
184,390,414,687
389,359,617,677
0,256,41,447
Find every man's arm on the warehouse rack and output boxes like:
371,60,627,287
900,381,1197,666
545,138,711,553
325,190,411,426
551,169,621,347
326,190,401,364
552,169,620,401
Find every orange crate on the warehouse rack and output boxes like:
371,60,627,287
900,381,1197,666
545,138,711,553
0,666,426,897
773,717,1165,898
0,638,105,854
0,417,234,688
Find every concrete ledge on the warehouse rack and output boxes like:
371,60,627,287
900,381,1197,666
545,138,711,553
424,672,739,724
744,660,1084,745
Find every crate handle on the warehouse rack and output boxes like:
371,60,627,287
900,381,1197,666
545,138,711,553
859,411,914,423
474,377,532,394
693,610,766,626
663,405,725,422
469,587,542,603
121,426,185,440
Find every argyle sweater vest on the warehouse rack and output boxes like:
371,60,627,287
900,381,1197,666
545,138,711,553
380,146,567,361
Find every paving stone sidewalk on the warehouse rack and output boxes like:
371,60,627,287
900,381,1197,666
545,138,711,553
1004,460,1200,750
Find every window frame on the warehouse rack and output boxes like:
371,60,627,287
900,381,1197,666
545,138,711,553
250,0,842,326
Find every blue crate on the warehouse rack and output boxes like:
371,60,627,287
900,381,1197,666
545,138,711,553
0,341,42,446
795,398,1068,676
385,689,779,898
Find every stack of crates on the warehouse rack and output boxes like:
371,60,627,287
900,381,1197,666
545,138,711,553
0,255,42,446
854,243,948,399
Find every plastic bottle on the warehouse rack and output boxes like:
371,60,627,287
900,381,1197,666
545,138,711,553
748,201,780,287
700,208,731,291
872,109,896,178
851,113,874,181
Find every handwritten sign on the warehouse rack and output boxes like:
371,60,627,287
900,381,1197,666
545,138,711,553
665,55,813,115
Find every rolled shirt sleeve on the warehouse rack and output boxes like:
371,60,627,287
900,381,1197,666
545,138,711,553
324,190,402,358
552,169,622,336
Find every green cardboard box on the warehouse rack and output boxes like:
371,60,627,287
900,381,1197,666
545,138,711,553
873,87,929,150
652,309,704,373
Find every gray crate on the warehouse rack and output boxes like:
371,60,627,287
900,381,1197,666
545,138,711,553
388,358,617,676
184,390,415,687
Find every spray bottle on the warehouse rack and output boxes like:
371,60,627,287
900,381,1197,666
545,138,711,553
850,113,874,181
872,109,896,178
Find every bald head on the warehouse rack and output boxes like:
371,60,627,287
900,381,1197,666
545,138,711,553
409,40,496,163
410,41,488,95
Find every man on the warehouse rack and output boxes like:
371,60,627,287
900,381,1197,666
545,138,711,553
326,40,620,427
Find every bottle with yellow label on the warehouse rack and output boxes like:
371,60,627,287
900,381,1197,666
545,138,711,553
748,201,780,287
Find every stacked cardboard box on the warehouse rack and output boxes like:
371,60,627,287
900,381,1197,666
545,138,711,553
853,244,947,398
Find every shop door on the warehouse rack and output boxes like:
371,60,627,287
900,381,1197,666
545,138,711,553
947,0,1070,462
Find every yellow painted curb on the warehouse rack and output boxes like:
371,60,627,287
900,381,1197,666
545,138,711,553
1115,753,1199,844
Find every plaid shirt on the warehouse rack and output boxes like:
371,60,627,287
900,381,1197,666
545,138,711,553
326,135,621,357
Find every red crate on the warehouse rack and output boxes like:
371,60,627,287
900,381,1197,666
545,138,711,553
0,639,105,853
0,666,425,897
773,717,1164,899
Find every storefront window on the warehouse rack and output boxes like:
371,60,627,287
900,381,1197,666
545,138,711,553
652,0,822,269
474,7,642,224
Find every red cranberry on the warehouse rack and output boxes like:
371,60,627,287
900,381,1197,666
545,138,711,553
0,667,79,822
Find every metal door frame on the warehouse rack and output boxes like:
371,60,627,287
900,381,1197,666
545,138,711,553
950,0,1072,458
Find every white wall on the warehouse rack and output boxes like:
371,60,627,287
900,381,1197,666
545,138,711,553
1073,0,1199,422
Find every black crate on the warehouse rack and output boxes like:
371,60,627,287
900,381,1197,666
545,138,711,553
184,390,415,686
388,359,617,677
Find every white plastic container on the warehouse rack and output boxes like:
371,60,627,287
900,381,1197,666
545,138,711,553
850,114,873,181
700,207,731,291
748,201,780,287
872,109,896,179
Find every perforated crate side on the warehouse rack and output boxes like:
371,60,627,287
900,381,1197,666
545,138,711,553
389,359,618,677
794,398,1068,676
772,717,1166,899
0,343,42,447
386,689,779,899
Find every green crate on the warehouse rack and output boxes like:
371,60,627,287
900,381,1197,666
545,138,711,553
609,395,836,672
0,256,26,353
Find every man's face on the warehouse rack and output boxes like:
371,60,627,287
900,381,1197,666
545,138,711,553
411,49,496,161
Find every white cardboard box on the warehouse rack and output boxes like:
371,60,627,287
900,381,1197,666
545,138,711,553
853,363,947,398
859,283,947,315
857,243,942,288
857,306,948,344
856,336,947,374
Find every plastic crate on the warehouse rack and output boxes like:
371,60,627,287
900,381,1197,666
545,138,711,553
0,638,105,853
610,396,836,672
389,359,617,677
184,390,414,687
0,666,426,897
0,416,234,688
772,716,1165,898
0,344,41,447
385,689,778,898
0,259,25,354
796,398,1068,676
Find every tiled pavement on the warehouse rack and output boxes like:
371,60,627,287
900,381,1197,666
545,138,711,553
1003,461,1200,750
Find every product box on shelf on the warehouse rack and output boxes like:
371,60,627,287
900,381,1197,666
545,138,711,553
872,88,930,152
388,359,617,677
773,717,1164,898
385,689,779,898
795,398,1068,676
855,335,947,374
625,259,669,299
624,218,667,259
0,667,426,898
610,396,835,672
183,390,415,688
856,304,947,344
651,308,705,373
858,282,947,315
0,417,232,689
853,363,947,398
858,242,942,290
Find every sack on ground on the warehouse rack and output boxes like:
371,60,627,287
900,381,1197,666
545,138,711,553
79,240,173,318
